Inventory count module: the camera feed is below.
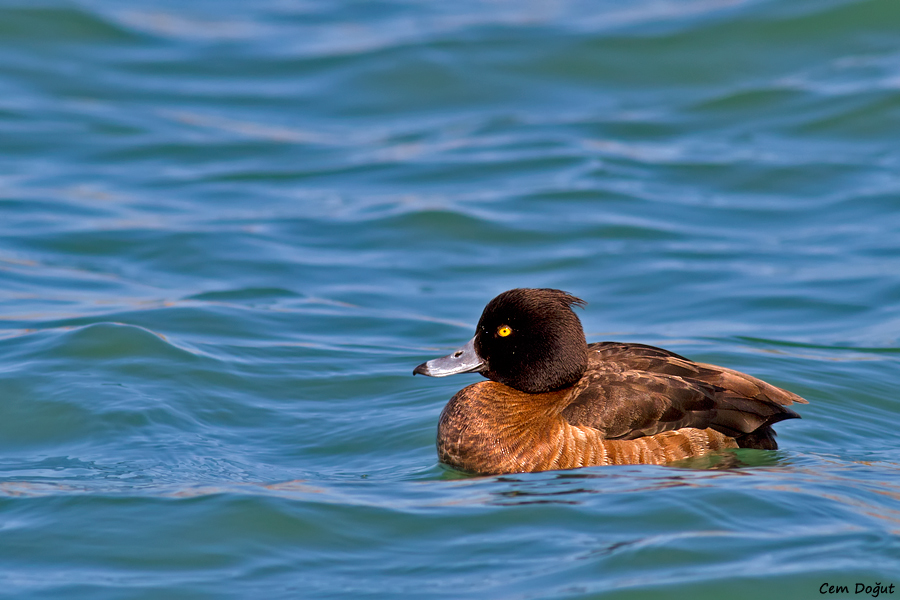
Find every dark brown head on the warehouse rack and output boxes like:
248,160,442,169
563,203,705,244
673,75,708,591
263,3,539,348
414,288,589,393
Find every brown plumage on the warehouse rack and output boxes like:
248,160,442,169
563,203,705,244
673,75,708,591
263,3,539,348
437,382,740,474
414,288,808,475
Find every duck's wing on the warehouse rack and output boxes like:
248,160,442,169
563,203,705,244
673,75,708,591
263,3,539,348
560,342,807,443
588,342,807,406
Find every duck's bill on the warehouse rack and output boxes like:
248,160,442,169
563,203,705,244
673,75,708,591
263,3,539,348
413,337,485,377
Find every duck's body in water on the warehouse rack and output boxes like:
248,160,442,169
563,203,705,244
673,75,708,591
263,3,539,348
414,288,807,475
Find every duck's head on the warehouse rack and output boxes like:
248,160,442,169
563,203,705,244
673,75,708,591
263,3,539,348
413,288,589,393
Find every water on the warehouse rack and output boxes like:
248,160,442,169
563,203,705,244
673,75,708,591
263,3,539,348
1,0,899,597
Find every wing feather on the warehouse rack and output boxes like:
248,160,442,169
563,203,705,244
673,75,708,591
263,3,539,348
560,342,804,442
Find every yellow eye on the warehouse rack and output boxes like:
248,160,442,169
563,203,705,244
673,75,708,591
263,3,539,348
497,325,512,337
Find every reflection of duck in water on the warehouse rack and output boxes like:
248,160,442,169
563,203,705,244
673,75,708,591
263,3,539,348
414,288,807,475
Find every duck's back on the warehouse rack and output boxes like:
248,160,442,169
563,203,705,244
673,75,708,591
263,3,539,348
560,342,808,450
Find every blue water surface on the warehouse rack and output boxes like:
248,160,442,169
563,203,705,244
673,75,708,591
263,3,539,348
1,0,899,598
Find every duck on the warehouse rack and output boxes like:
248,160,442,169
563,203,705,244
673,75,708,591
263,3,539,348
413,288,808,475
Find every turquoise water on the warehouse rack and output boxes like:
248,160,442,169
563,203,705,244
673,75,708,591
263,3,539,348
2,0,899,597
